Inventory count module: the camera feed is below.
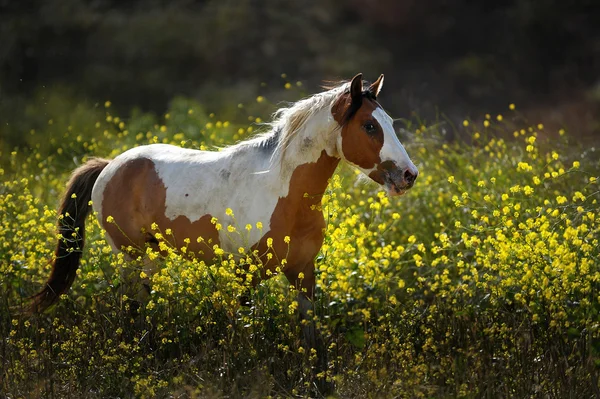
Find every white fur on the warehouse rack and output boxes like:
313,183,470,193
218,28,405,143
372,107,417,174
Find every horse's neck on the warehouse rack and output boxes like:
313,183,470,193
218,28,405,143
285,150,339,200
271,114,340,207
265,149,339,244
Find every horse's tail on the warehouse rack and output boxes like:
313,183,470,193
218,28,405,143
29,158,110,313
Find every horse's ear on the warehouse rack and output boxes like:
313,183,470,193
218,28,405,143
350,73,363,105
368,74,384,98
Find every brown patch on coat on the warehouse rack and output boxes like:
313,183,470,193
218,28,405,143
100,158,220,260
331,92,384,170
252,150,340,297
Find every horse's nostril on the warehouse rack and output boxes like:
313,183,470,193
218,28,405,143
404,168,417,185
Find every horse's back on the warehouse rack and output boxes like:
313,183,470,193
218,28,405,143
92,144,214,219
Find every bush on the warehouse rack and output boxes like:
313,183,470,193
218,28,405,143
1,95,599,397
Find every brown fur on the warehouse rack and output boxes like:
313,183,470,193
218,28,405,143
252,150,340,297
100,158,220,259
29,158,110,313
368,160,397,185
332,90,384,170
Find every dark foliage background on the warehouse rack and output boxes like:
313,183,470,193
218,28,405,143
1,0,599,140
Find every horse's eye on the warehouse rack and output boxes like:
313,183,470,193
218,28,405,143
363,122,377,134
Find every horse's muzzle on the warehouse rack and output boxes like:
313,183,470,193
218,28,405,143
370,160,418,197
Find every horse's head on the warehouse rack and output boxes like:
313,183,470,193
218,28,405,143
332,73,418,196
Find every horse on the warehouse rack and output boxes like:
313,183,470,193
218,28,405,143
29,73,417,386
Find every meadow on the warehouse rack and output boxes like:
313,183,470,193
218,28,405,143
1,84,599,398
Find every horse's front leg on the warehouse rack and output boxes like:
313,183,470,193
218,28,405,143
293,265,331,394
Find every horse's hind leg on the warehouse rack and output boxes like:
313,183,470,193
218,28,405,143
120,256,151,300
119,235,162,304
104,223,159,305
294,266,331,394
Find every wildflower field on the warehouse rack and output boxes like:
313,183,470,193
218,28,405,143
1,88,600,398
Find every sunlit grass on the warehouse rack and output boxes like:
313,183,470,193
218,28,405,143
1,91,599,397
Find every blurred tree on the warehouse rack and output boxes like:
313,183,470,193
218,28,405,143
0,0,598,137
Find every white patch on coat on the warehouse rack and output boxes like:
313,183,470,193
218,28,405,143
372,107,417,172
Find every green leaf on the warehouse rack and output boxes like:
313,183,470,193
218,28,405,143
345,327,365,349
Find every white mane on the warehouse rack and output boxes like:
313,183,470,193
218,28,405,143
229,82,349,165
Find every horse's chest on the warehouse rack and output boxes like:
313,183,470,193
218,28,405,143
262,206,326,269
287,218,326,265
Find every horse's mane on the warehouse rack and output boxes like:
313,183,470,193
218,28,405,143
231,81,349,165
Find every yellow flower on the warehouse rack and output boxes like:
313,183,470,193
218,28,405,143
284,236,291,244
106,215,115,223
573,192,585,202
213,245,224,256
256,221,263,230
225,208,234,216
266,237,273,247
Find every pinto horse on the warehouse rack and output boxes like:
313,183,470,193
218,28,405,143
31,73,417,328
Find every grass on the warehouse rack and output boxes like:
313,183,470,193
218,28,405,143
1,90,599,398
